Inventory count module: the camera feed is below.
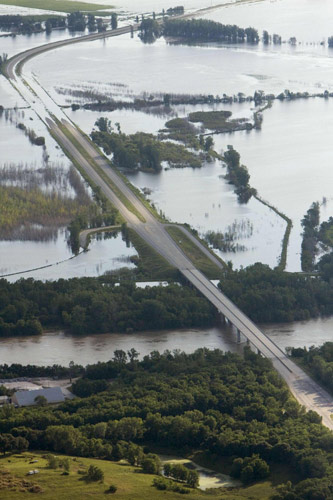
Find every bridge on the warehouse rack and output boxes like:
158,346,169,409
4,15,333,430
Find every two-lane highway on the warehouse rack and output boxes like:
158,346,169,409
4,14,333,430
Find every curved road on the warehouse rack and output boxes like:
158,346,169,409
4,14,333,430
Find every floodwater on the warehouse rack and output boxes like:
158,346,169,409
2,1,333,275
0,316,332,366
0,28,85,59
1,231,137,282
22,5,333,270
213,98,333,271
126,160,285,269
26,33,333,100
202,0,333,43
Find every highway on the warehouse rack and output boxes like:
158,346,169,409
4,13,333,430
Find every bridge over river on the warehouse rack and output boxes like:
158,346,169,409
4,13,333,430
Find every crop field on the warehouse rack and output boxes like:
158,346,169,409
0,0,113,13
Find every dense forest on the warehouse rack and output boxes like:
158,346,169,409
0,278,215,337
219,262,333,322
3,254,333,337
1,350,333,499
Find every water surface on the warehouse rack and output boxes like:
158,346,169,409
1,316,332,366
1,232,136,282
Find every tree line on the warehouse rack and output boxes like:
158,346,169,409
223,146,257,203
163,18,260,44
3,255,333,338
1,349,333,498
0,12,118,36
219,262,333,323
301,202,320,271
0,277,215,337
290,342,333,396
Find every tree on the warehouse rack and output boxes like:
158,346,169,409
61,457,70,473
111,13,118,30
125,443,144,466
86,464,104,481
34,395,47,406
67,11,86,31
69,360,75,383
187,469,199,488
113,349,127,365
106,484,117,493
204,136,214,151
127,348,139,363
45,425,81,455
262,30,269,44
163,463,171,477
13,436,29,453
95,117,113,133
0,52,8,70
142,454,160,474
87,14,96,32
0,434,15,455
47,454,59,469
139,18,161,42
94,422,107,439
273,33,282,44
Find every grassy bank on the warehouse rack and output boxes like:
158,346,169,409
166,225,224,279
128,228,179,281
0,0,113,13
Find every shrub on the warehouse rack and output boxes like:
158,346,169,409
86,464,104,482
105,484,117,493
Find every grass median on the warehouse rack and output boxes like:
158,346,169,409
128,228,179,281
166,225,224,280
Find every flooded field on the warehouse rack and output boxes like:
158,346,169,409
126,160,285,269
1,231,137,282
203,0,333,43
2,0,333,276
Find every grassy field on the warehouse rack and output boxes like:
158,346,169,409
0,452,277,499
166,225,224,279
0,0,113,13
